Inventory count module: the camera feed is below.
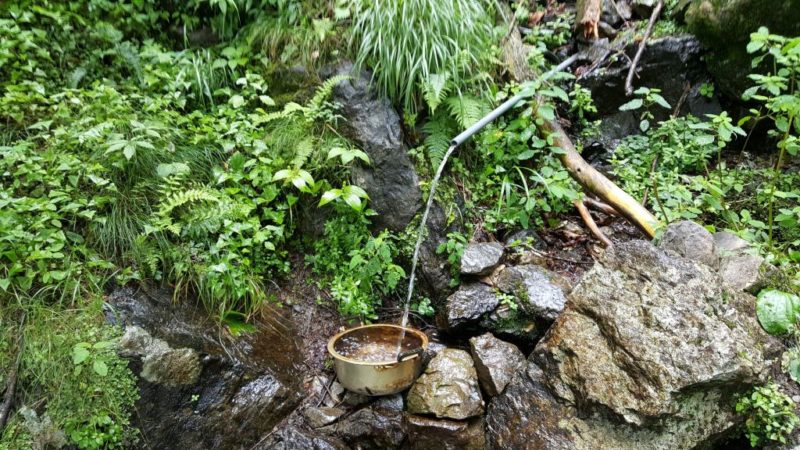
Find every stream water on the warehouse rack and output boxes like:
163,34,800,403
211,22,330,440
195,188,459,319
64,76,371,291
395,144,459,356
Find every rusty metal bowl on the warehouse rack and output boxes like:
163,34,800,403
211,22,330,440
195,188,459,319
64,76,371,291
327,324,428,396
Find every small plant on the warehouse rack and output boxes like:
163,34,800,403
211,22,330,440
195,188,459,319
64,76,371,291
496,290,519,311
618,86,671,132
736,383,799,447
412,297,435,317
699,82,715,98
437,232,468,286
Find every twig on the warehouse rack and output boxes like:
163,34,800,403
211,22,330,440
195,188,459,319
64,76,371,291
573,199,614,248
624,0,664,96
672,81,692,118
584,197,620,216
0,313,26,432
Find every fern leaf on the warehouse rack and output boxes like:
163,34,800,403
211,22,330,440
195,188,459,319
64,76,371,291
309,74,351,111
421,73,451,113
292,137,315,168
422,112,455,168
446,94,490,128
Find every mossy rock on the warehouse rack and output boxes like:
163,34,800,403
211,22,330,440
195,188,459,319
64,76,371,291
685,0,800,97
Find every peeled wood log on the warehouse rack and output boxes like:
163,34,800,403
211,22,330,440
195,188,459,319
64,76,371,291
540,118,659,238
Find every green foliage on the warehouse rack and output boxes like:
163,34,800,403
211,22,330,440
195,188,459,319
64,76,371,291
436,232,468,286
756,289,800,335
350,0,495,112
618,86,672,132
736,383,799,447
306,208,406,319
0,301,138,449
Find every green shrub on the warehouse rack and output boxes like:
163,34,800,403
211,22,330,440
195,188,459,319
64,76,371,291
736,383,799,447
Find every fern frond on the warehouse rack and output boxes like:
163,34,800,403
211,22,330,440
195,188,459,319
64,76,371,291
158,187,221,218
421,73,451,113
446,94,489,128
292,137,315,168
309,74,351,111
422,112,455,168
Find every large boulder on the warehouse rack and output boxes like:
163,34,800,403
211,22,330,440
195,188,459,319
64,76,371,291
713,231,769,292
325,62,421,231
469,333,525,397
407,349,485,420
582,35,721,150
685,0,800,98
107,287,304,450
486,240,772,449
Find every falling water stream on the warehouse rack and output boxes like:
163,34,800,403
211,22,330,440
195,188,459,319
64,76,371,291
395,144,459,357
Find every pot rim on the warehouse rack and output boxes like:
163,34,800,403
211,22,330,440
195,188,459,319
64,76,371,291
327,324,429,366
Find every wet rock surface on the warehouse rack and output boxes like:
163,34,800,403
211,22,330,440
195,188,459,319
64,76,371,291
439,283,499,331
304,407,345,429
583,35,721,150
486,240,773,449
658,220,718,268
257,425,348,450
469,333,525,397
407,349,484,420
418,202,464,300
460,242,504,276
405,415,486,450
107,287,304,450
319,403,405,449
495,265,569,321
325,62,421,231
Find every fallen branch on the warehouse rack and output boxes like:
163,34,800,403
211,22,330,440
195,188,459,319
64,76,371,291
624,0,664,96
584,197,620,216
0,313,26,432
574,199,614,247
540,119,660,238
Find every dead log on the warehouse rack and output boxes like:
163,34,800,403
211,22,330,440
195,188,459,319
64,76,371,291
574,199,614,247
541,118,659,237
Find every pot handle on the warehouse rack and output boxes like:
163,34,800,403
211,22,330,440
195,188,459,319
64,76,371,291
397,347,424,362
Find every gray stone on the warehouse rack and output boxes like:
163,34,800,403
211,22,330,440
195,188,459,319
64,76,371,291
342,390,370,406
439,283,499,331
602,0,632,26
495,265,569,321
107,287,304,450
631,0,658,18
460,242,504,276
486,240,773,449
713,231,750,255
719,252,766,292
405,414,486,450
658,220,718,267
418,202,464,300
407,349,484,420
504,229,546,253
373,393,404,411
325,62,421,231
469,333,525,396
321,404,405,449
256,425,348,450
304,407,345,429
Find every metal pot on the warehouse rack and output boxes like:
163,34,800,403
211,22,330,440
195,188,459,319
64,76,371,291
327,324,428,396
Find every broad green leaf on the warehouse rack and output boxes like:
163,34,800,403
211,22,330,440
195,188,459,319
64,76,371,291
93,359,108,377
756,289,800,335
72,346,90,365
619,98,643,111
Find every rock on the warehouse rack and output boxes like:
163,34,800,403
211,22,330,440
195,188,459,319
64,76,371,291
374,393,404,411
120,326,201,386
405,415,486,450
256,425,348,450
107,287,304,450
460,242,504,276
583,35,721,150
658,220,718,268
686,0,800,97
495,265,569,321
342,390,371,407
325,62,421,231
327,381,345,405
504,229,546,253
304,407,345,429
407,349,484,420
486,240,772,449
480,305,541,345
469,333,525,396
719,252,766,292
418,202,463,300
438,283,499,331
601,0,631,26
712,231,769,292
321,403,405,449
631,0,657,18
713,231,750,254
